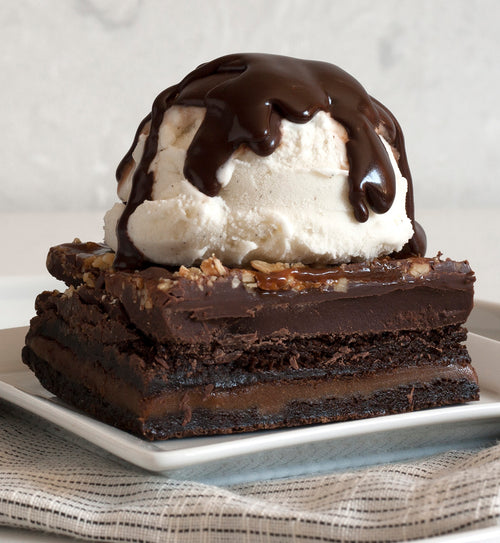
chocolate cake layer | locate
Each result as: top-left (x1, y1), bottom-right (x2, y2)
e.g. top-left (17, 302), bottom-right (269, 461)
top-left (23, 342), bottom-right (478, 440)
top-left (21, 241), bottom-right (478, 440)
top-left (46, 242), bottom-right (474, 345)
top-left (27, 286), bottom-right (472, 391)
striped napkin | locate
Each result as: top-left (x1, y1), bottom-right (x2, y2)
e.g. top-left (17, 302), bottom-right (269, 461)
top-left (1, 399), bottom-right (500, 542)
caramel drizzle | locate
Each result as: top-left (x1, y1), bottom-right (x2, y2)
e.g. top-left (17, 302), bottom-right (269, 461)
top-left (115, 53), bottom-right (426, 269)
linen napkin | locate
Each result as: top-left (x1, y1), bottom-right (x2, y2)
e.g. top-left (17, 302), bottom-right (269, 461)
top-left (1, 399), bottom-right (500, 543)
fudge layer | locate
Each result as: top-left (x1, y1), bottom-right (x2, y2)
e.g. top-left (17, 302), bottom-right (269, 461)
top-left (22, 241), bottom-right (478, 440)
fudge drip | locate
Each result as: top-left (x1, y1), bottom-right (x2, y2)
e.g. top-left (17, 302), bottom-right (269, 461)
top-left (115, 53), bottom-right (426, 269)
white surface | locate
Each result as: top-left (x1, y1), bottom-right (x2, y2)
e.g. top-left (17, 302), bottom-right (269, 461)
top-left (1, 327), bottom-right (500, 484)
top-left (2, 1), bottom-right (500, 214)
top-left (0, 276), bottom-right (65, 329)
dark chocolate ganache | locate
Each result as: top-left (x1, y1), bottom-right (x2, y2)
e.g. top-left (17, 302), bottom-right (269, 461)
top-left (115, 53), bottom-right (426, 269)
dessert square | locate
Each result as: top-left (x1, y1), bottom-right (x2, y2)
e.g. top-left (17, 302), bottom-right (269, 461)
top-left (23, 53), bottom-right (478, 440)
top-left (22, 242), bottom-right (477, 440)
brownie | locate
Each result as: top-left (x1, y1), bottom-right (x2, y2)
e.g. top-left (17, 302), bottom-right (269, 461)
top-left (22, 241), bottom-right (478, 440)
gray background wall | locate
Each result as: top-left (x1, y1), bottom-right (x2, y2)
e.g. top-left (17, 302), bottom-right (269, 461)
top-left (2, 0), bottom-right (499, 213)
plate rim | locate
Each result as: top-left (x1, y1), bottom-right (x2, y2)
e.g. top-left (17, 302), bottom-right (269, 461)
top-left (1, 328), bottom-right (500, 472)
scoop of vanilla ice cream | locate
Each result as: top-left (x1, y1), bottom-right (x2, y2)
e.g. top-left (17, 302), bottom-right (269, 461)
top-left (104, 106), bottom-right (413, 266)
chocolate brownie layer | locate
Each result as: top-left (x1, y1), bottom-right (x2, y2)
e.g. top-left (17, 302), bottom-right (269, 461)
top-left (23, 342), bottom-right (478, 440)
top-left (22, 241), bottom-right (478, 440)
top-left (46, 242), bottom-right (474, 344)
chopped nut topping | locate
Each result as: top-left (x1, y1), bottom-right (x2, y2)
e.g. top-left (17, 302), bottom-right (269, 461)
top-left (244, 282), bottom-right (258, 289)
top-left (157, 278), bottom-right (175, 292)
top-left (82, 272), bottom-right (96, 288)
top-left (131, 276), bottom-right (144, 290)
top-left (409, 261), bottom-right (431, 278)
top-left (333, 277), bottom-right (348, 293)
top-left (138, 288), bottom-right (153, 310)
top-left (250, 260), bottom-right (290, 273)
top-left (200, 255), bottom-right (227, 277)
top-left (91, 252), bottom-right (114, 270)
top-left (240, 269), bottom-right (258, 289)
top-left (241, 270), bottom-right (256, 283)
top-left (176, 265), bottom-right (203, 280)
top-left (63, 285), bottom-right (75, 298)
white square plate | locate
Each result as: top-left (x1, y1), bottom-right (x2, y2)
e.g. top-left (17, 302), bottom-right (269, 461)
top-left (2, 324), bottom-right (500, 485)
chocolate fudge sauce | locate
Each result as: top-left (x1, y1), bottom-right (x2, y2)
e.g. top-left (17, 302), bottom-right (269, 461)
top-left (115, 53), bottom-right (426, 269)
